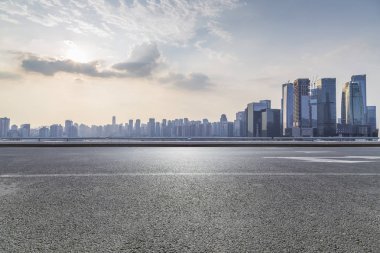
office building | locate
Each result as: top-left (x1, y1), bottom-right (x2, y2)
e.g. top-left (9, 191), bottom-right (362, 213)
top-left (220, 114), bottom-right (229, 137)
top-left (0, 117), bottom-right (10, 137)
top-left (20, 124), bottom-right (31, 138)
top-left (310, 86), bottom-right (318, 129)
top-left (234, 111), bottom-right (247, 137)
top-left (281, 83), bottom-right (294, 136)
top-left (293, 78), bottom-right (311, 128)
top-left (247, 100), bottom-right (271, 137)
top-left (148, 118), bottom-right (155, 137)
top-left (316, 78), bottom-right (336, 136)
top-left (367, 106), bottom-right (377, 136)
top-left (64, 120), bottom-right (73, 137)
top-left (341, 81), bottom-right (365, 125)
top-left (261, 109), bottom-right (281, 137)
top-left (351, 75), bottom-right (367, 121)
top-left (39, 127), bottom-right (50, 137)
top-left (50, 124), bottom-right (63, 137)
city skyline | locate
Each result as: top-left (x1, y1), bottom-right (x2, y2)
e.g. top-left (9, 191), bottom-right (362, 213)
top-left (1, 0), bottom-right (380, 126)
top-left (1, 73), bottom-right (377, 138)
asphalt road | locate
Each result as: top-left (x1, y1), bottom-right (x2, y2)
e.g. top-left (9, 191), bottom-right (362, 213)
top-left (0, 147), bottom-right (379, 252)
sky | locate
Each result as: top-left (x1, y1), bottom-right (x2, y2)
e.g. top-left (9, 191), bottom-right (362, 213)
top-left (0, 0), bottom-right (379, 126)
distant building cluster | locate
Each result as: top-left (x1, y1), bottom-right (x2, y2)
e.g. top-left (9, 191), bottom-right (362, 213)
top-left (281, 75), bottom-right (377, 137)
top-left (0, 74), bottom-right (377, 138)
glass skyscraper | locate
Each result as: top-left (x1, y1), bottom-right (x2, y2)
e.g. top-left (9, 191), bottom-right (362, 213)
top-left (341, 81), bottom-right (365, 125)
top-left (351, 75), bottom-right (366, 121)
top-left (0, 117), bottom-right (10, 137)
top-left (281, 83), bottom-right (293, 136)
top-left (310, 86), bottom-right (318, 129)
top-left (247, 100), bottom-right (271, 137)
top-left (367, 106), bottom-right (377, 136)
top-left (316, 78), bottom-right (336, 136)
top-left (293, 78), bottom-right (310, 128)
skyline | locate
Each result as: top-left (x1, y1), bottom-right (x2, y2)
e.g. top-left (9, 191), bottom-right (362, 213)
top-left (0, 73), bottom-right (377, 127)
top-left (1, 73), bottom-right (377, 139)
top-left (1, 0), bottom-right (380, 126)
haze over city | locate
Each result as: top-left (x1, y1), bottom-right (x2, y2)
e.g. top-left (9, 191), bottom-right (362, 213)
top-left (0, 0), bottom-right (379, 127)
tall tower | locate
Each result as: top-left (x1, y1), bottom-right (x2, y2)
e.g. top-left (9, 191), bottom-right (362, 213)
top-left (0, 117), bottom-right (10, 137)
top-left (282, 83), bottom-right (294, 136)
top-left (342, 81), bottom-right (365, 125)
top-left (351, 75), bottom-right (366, 121)
top-left (316, 78), bottom-right (336, 136)
top-left (112, 116), bottom-right (116, 126)
top-left (293, 78), bottom-right (311, 128)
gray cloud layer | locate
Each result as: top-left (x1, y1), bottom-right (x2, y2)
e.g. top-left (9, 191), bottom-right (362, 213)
top-left (112, 43), bottom-right (161, 77)
top-left (18, 43), bottom-right (212, 90)
top-left (22, 57), bottom-right (124, 77)
top-left (21, 43), bottom-right (162, 78)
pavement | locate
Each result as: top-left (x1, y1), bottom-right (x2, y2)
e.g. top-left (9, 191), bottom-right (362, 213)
top-left (0, 147), bottom-right (379, 252)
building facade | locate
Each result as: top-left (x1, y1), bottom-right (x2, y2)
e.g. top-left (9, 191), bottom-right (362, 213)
top-left (261, 109), bottom-right (281, 137)
top-left (293, 78), bottom-right (311, 128)
top-left (281, 83), bottom-right (293, 136)
top-left (316, 78), bottom-right (336, 136)
top-left (247, 100), bottom-right (271, 137)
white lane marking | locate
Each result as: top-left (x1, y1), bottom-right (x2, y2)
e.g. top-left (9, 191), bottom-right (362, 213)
top-left (264, 156), bottom-right (380, 163)
top-left (344, 156), bottom-right (380, 159)
top-left (0, 172), bottom-right (379, 178)
top-left (295, 151), bottom-right (331, 154)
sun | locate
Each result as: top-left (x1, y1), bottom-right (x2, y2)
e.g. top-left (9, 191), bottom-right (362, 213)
top-left (63, 40), bottom-right (90, 62)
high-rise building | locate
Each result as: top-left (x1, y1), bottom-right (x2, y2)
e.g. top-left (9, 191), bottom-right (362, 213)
top-left (281, 83), bottom-right (294, 136)
top-left (0, 117), bottom-right (10, 137)
top-left (233, 111), bottom-right (247, 137)
top-left (8, 124), bottom-right (19, 138)
top-left (220, 114), bottom-right (229, 137)
top-left (135, 119), bottom-right (141, 136)
top-left (64, 120), bottom-right (73, 137)
top-left (261, 109), bottom-right (281, 137)
top-left (112, 116), bottom-right (116, 126)
top-left (50, 124), bottom-right (63, 137)
top-left (78, 124), bottom-right (91, 137)
top-left (367, 106), bottom-right (377, 136)
top-left (310, 86), bottom-right (318, 129)
top-left (351, 75), bottom-right (366, 121)
top-left (155, 122), bottom-right (161, 137)
top-left (128, 119), bottom-right (133, 137)
top-left (148, 118), bottom-right (155, 137)
top-left (20, 124), bottom-right (31, 138)
top-left (39, 127), bottom-right (50, 138)
top-left (247, 100), bottom-right (271, 137)
top-left (293, 78), bottom-right (311, 128)
top-left (341, 81), bottom-right (365, 125)
top-left (316, 78), bottom-right (336, 136)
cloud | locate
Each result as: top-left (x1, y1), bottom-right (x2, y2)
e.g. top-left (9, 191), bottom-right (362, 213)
top-left (0, 0), bottom-right (239, 44)
top-left (112, 43), bottom-right (161, 77)
top-left (21, 56), bottom-right (124, 77)
top-left (207, 21), bottom-right (232, 42)
top-left (0, 71), bottom-right (21, 80)
top-left (16, 43), bottom-right (214, 90)
top-left (20, 43), bottom-right (162, 78)
top-left (160, 73), bottom-right (213, 90)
